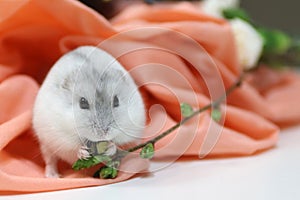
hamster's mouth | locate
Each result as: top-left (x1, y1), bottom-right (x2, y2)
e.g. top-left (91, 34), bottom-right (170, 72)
top-left (80, 133), bottom-right (115, 143)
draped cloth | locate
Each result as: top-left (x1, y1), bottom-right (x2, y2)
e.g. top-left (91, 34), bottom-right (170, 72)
top-left (0, 0), bottom-right (299, 193)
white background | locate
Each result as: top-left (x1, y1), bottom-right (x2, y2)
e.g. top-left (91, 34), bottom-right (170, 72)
top-left (1, 125), bottom-right (300, 200)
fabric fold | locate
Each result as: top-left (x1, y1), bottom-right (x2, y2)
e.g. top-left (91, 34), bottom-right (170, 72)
top-left (0, 0), bottom-right (299, 193)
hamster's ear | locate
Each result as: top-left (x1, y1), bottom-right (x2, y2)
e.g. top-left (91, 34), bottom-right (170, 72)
top-left (61, 75), bottom-right (73, 91)
top-left (114, 69), bottom-right (133, 85)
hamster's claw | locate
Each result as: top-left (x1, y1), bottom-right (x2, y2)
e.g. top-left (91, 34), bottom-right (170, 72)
top-left (77, 146), bottom-right (91, 160)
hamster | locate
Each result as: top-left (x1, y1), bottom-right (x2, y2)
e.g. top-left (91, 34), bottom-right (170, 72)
top-left (33, 46), bottom-right (145, 178)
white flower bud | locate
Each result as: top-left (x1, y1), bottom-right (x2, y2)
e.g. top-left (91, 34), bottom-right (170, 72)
top-left (230, 18), bottom-right (263, 70)
top-left (201, 0), bottom-right (239, 18)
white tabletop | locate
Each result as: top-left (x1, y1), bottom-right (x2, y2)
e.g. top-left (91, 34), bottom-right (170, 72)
top-left (2, 125), bottom-right (300, 200)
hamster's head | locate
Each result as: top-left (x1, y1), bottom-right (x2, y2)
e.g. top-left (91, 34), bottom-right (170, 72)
top-left (60, 47), bottom-right (145, 146)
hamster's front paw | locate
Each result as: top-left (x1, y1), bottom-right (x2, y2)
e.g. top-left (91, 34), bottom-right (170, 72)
top-left (77, 146), bottom-right (91, 160)
top-left (103, 142), bottom-right (117, 157)
top-left (87, 141), bottom-right (117, 156)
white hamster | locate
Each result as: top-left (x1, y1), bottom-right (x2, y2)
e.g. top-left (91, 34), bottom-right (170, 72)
top-left (33, 46), bottom-right (145, 178)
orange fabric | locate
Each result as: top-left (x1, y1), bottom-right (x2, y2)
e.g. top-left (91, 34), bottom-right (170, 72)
top-left (0, 0), bottom-right (299, 194)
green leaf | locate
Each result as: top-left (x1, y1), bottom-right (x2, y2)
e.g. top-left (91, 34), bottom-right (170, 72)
top-left (110, 168), bottom-right (118, 178)
top-left (72, 155), bottom-right (112, 171)
top-left (140, 143), bottom-right (155, 159)
top-left (257, 28), bottom-right (291, 55)
top-left (72, 157), bottom-right (97, 171)
top-left (99, 166), bottom-right (118, 179)
top-left (211, 109), bottom-right (222, 122)
top-left (94, 155), bottom-right (112, 163)
top-left (222, 8), bottom-right (251, 22)
top-left (180, 103), bottom-right (193, 118)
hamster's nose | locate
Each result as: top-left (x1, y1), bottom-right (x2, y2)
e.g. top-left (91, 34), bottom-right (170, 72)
top-left (103, 127), bottom-right (110, 134)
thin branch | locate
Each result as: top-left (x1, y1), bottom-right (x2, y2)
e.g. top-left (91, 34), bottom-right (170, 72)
top-left (126, 75), bottom-right (243, 153)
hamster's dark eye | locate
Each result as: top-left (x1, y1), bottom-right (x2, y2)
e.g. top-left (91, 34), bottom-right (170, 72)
top-left (79, 97), bottom-right (89, 109)
top-left (113, 95), bottom-right (119, 108)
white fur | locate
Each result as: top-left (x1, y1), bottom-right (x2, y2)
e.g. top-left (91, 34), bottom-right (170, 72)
top-left (33, 46), bottom-right (145, 178)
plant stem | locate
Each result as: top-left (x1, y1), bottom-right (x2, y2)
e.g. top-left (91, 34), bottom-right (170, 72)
top-left (126, 75), bottom-right (243, 154)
